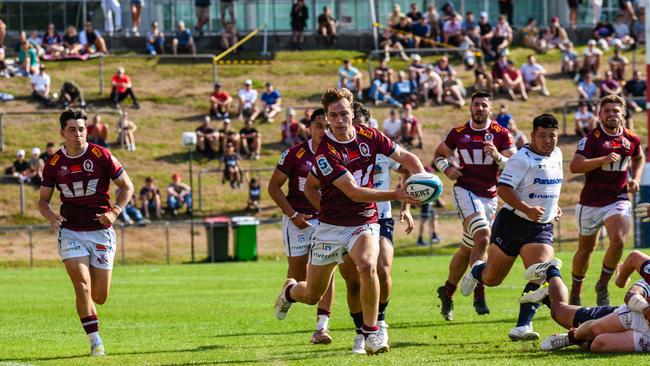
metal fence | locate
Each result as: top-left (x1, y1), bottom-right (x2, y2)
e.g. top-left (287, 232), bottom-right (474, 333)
top-left (0, 0), bottom-right (621, 35)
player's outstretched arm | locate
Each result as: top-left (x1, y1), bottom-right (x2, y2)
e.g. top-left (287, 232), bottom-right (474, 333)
top-left (333, 171), bottom-right (418, 205)
top-left (38, 186), bottom-right (66, 230)
top-left (389, 145), bottom-right (425, 175)
top-left (616, 250), bottom-right (650, 288)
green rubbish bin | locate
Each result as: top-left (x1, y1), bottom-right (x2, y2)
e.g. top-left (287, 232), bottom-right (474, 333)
top-left (232, 216), bottom-right (259, 261)
top-left (205, 216), bottom-right (230, 262)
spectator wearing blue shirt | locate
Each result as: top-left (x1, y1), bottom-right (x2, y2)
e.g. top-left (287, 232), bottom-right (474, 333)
top-left (145, 21), bottom-right (165, 55)
top-left (391, 70), bottom-right (416, 104)
top-left (172, 21), bottom-right (196, 55)
top-left (577, 73), bottom-right (598, 101)
top-left (369, 72), bottom-right (402, 107)
top-left (337, 59), bottom-right (363, 99)
top-left (461, 11), bottom-right (476, 34)
top-left (495, 104), bottom-right (514, 129)
top-left (260, 82), bottom-right (282, 123)
top-left (411, 16), bottom-right (431, 48)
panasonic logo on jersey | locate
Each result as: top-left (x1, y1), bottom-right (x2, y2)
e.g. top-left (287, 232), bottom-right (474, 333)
top-left (533, 178), bottom-right (563, 185)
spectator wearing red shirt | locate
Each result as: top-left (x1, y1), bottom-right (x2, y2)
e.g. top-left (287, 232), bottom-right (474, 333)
top-left (281, 108), bottom-right (303, 147)
top-left (209, 82), bottom-right (232, 119)
top-left (110, 67), bottom-right (140, 109)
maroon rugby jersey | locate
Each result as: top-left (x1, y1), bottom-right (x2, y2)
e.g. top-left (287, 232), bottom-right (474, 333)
top-left (42, 143), bottom-right (124, 231)
top-left (443, 121), bottom-right (514, 198)
top-left (576, 124), bottom-right (641, 207)
top-left (276, 140), bottom-right (318, 216)
top-left (311, 125), bottom-right (396, 226)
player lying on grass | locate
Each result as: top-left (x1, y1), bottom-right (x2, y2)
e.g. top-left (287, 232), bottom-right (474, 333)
top-left (274, 88), bottom-right (424, 355)
top-left (535, 250), bottom-right (650, 352)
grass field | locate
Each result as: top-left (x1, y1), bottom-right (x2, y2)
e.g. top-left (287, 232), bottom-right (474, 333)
top-left (1, 250), bottom-right (647, 365)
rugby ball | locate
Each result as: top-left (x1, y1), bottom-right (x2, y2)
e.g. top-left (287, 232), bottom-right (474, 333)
top-left (404, 172), bottom-right (443, 204)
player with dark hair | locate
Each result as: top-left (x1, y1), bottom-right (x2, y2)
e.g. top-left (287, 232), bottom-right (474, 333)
top-left (537, 250), bottom-right (650, 352)
top-left (274, 88), bottom-right (423, 355)
top-left (434, 91), bottom-right (516, 320)
top-left (268, 108), bottom-right (336, 344)
top-left (461, 114), bottom-right (564, 341)
top-left (569, 95), bottom-right (644, 307)
top-left (38, 108), bottom-right (134, 356)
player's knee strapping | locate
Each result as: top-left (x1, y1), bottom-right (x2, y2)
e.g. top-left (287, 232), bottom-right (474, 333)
top-left (462, 230), bottom-right (473, 247)
top-left (467, 214), bottom-right (489, 238)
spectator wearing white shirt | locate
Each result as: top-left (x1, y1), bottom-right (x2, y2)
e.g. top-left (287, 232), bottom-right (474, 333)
top-left (581, 39), bottom-right (603, 76)
top-left (237, 79), bottom-right (259, 121)
top-left (382, 109), bottom-right (402, 142)
top-left (30, 64), bottom-right (51, 105)
top-left (337, 59), bottom-right (363, 99)
top-left (520, 55), bottom-right (550, 96)
top-left (574, 102), bottom-right (595, 137)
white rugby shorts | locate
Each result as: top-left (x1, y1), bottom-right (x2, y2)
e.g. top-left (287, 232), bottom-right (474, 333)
top-left (309, 222), bottom-right (380, 266)
top-left (282, 215), bottom-right (318, 257)
top-left (615, 304), bottom-right (650, 352)
top-left (576, 200), bottom-right (631, 236)
top-left (58, 227), bottom-right (116, 270)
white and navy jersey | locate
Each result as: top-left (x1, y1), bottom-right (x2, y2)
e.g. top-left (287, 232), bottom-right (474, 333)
top-left (373, 154), bottom-right (401, 219)
top-left (498, 146), bottom-right (563, 223)
top-left (632, 279), bottom-right (650, 297)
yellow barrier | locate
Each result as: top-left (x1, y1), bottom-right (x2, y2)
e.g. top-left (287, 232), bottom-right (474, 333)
top-left (213, 28), bottom-right (260, 64)
top-left (215, 58), bottom-right (368, 65)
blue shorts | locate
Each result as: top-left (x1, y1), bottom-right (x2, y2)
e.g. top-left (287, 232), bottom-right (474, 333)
top-left (420, 202), bottom-right (434, 219)
top-left (490, 209), bottom-right (554, 257)
top-left (378, 218), bottom-right (394, 244)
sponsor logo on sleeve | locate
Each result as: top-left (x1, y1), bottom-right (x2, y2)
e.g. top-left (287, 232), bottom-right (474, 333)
top-left (91, 146), bottom-right (103, 158)
top-left (278, 149), bottom-right (289, 165)
top-left (577, 137), bottom-right (587, 151)
top-left (316, 156), bottom-right (333, 176)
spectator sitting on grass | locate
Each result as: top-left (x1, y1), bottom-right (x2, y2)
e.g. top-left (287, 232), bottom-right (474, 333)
top-left (58, 80), bottom-right (85, 109)
top-left (16, 32), bottom-right (39, 76)
top-left (577, 72), bottom-right (598, 101)
top-left (117, 190), bottom-right (150, 225)
top-left (237, 79), bottom-right (259, 121)
top-left (172, 21), bottom-right (197, 55)
top-left (489, 15), bottom-right (512, 57)
top-left (210, 82), bottom-right (232, 119)
top-left (217, 118), bottom-right (240, 153)
top-left (442, 72), bottom-right (466, 107)
top-left (39, 142), bottom-right (56, 162)
top-left (612, 13), bottom-right (635, 49)
top-left (196, 115), bottom-right (220, 157)
top-left (382, 109), bottom-right (402, 142)
top-left (408, 54), bottom-right (427, 87)
top-left (117, 109), bottom-right (137, 151)
top-left (87, 114), bottom-right (108, 147)
top-left (28, 30), bottom-right (44, 58)
top-left (42, 24), bottom-right (64, 57)
top-left (28, 147), bottom-right (44, 185)
top-left (521, 18), bottom-right (539, 49)
top-left (495, 103), bottom-right (514, 129)
top-left (370, 71), bottom-right (402, 107)
top-left (222, 143), bottom-right (243, 189)
top-left (220, 22), bottom-right (238, 50)
top-left (167, 173), bottom-right (192, 216)
top-left (281, 108), bottom-right (303, 147)
top-left (548, 16), bottom-right (569, 48)
top-left (575, 101), bottom-right (595, 137)
top-left (80, 21), bottom-right (108, 54)
top-left (374, 58), bottom-right (394, 85)
top-left (379, 28), bottom-right (409, 62)
top-left (473, 61), bottom-right (493, 94)
top-left (561, 41), bottom-right (580, 78)
top-left (401, 102), bottom-right (423, 149)
top-left (581, 39), bottom-right (603, 77)
top-left (145, 21), bottom-right (165, 55)
top-left (4, 149), bottom-right (30, 183)
top-left (412, 15), bottom-right (431, 48)
top-left (30, 64), bottom-right (51, 105)
top-left (609, 47), bottom-right (629, 82)
top-left (260, 82), bottom-right (282, 123)
top-left (625, 70), bottom-right (646, 112)
top-left (338, 60), bottom-right (363, 99)
top-left (239, 118), bottom-right (261, 160)
top-left (62, 25), bottom-right (82, 56)
top-left (503, 61), bottom-right (528, 101)
top-left (246, 177), bottom-right (261, 212)
top-left (520, 55), bottom-right (550, 96)
top-left (298, 108), bottom-right (312, 142)
top-left (391, 70), bottom-right (416, 105)
top-left (318, 6), bottom-right (337, 45)
top-left (110, 67), bottom-right (140, 109)
top-left (599, 70), bottom-right (622, 98)
top-left (140, 176), bottom-right (162, 219)
top-left (421, 64), bottom-right (443, 105)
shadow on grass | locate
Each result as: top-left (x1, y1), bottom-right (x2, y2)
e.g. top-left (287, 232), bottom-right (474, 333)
top-left (261, 141), bottom-right (286, 153)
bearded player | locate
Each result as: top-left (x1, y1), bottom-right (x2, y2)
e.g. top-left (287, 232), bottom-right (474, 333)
top-left (268, 108), bottom-right (335, 344)
top-left (38, 109), bottom-right (134, 356)
top-left (569, 95), bottom-right (644, 306)
top-left (274, 88), bottom-right (423, 355)
top-left (434, 91), bottom-right (516, 320)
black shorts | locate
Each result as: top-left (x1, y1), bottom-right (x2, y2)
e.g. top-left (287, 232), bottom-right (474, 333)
top-left (490, 209), bottom-right (554, 257)
top-left (420, 202), bottom-right (434, 219)
top-left (568, 0), bottom-right (581, 9)
top-left (378, 218), bottom-right (394, 244)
